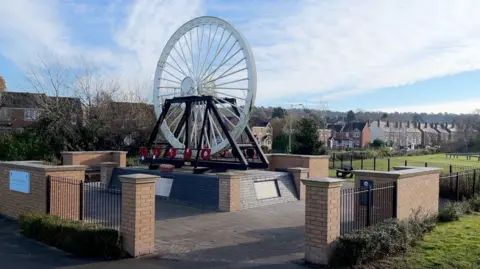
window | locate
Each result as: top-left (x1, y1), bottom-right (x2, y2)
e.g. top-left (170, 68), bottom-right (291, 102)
top-left (354, 130), bottom-right (360, 138)
top-left (24, 109), bottom-right (38, 121)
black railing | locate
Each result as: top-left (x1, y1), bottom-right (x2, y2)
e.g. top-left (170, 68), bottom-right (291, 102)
top-left (84, 182), bottom-right (122, 230)
top-left (46, 177), bottom-right (122, 230)
top-left (340, 182), bottom-right (397, 236)
top-left (439, 169), bottom-right (480, 201)
top-left (329, 155), bottom-right (474, 173)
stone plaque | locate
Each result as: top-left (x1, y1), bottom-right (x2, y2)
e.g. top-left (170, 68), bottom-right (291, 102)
top-left (254, 180), bottom-right (279, 200)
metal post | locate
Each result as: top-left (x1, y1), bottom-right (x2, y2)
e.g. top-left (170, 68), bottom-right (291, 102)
top-left (455, 172), bottom-right (460, 201)
top-left (388, 158), bottom-right (391, 171)
top-left (425, 162), bottom-right (428, 167)
top-left (366, 186), bottom-right (372, 226)
top-left (392, 182), bottom-right (398, 218)
top-left (350, 154), bottom-right (353, 168)
top-left (341, 154), bottom-right (344, 168)
top-left (333, 153), bottom-right (336, 169)
top-left (373, 157), bottom-right (376, 171)
top-left (405, 160), bottom-right (407, 166)
top-left (450, 165), bottom-right (453, 174)
top-left (46, 176), bottom-right (51, 214)
top-left (79, 181), bottom-right (84, 221)
top-left (473, 169), bottom-right (477, 196)
top-left (361, 156), bottom-right (364, 170)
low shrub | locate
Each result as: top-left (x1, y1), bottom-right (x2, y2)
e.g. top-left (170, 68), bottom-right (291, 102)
top-left (438, 201), bottom-right (472, 222)
top-left (469, 195), bottom-right (480, 212)
top-left (331, 213), bottom-right (437, 267)
top-left (19, 213), bottom-right (126, 259)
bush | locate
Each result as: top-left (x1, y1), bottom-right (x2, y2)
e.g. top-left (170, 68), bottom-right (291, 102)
top-left (331, 213), bottom-right (437, 267)
top-left (19, 213), bottom-right (126, 259)
top-left (469, 196), bottom-right (480, 212)
top-left (438, 201), bottom-right (471, 222)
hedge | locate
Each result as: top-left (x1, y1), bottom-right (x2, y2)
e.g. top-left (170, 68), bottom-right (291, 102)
top-left (19, 213), bottom-right (126, 259)
top-left (331, 213), bottom-right (437, 267)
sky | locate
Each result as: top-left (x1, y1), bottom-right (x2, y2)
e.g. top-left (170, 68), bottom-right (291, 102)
top-left (1, 0), bottom-right (480, 114)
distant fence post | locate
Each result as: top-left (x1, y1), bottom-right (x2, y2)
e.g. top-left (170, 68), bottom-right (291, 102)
top-left (332, 153), bottom-right (336, 169)
top-left (455, 172), bottom-right (460, 201)
top-left (388, 159), bottom-right (391, 171)
top-left (361, 157), bottom-right (364, 170)
top-left (373, 157), bottom-right (376, 171)
top-left (350, 154), bottom-right (353, 167)
top-left (473, 169), bottom-right (477, 196)
top-left (450, 165), bottom-right (453, 173)
top-left (425, 162), bottom-right (428, 167)
top-left (404, 160), bottom-right (407, 166)
top-left (341, 154), bottom-right (344, 168)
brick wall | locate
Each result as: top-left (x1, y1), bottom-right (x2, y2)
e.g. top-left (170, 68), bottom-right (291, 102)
top-left (61, 151), bottom-right (127, 167)
top-left (218, 173), bottom-right (241, 212)
top-left (267, 154), bottom-right (329, 177)
top-left (353, 167), bottom-right (441, 220)
top-left (239, 171), bottom-right (297, 210)
top-left (0, 161), bottom-right (86, 219)
top-left (111, 168), bottom-right (219, 209)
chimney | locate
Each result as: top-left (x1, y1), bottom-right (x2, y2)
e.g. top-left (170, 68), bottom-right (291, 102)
top-left (367, 120), bottom-right (371, 127)
top-left (395, 122), bottom-right (398, 128)
top-left (399, 121), bottom-right (403, 128)
top-left (424, 122), bottom-right (427, 128)
top-left (407, 121), bottom-right (410, 128)
top-left (435, 123), bottom-right (438, 129)
top-left (378, 120), bottom-right (380, 127)
top-left (386, 121), bottom-right (390, 127)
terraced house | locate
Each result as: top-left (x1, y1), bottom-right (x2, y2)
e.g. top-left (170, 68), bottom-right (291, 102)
top-left (329, 121), bottom-right (371, 149)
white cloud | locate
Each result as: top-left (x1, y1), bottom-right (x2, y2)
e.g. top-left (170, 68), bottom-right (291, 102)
top-left (1, 0), bottom-right (480, 110)
top-left (378, 99), bottom-right (480, 114)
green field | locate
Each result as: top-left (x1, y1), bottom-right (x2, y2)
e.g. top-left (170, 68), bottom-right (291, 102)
top-left (370, 214), bottom-right (480, 269)
top-left (329, 154), bottom-right (480, 177)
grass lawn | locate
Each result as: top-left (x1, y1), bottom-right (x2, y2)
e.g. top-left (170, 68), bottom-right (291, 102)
top-left (370, 213), bottom-right (480, 269)
top-left (329, 154), bottom-right (480, 178)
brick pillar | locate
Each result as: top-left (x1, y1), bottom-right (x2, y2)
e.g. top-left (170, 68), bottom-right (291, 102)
top-left (301, 177), bottom-right (345, 265)
top-left (100, 162), bottom-right (118, 188)
top-left (112, 151), bottom-right (127, 167)
top-left (218, 173), bottom-right (241, 212)
top-left (288, 167), bottom-right (309, 200)
top-left (120, 174), bottom-right (157, 257)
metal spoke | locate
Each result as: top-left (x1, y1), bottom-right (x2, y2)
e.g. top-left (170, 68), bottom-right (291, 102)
top-left (201, 32), bottom-right (231, 79)
top-left (213, 91), bottom-right (247, 100)
top-left (188, 30), bottom-right (196, 77)
top-left (204, 65), bottom-right (246, 85)
top-left (196, 25), bottom-right (204, 78)
top-left (214, 77), bottom-right (248, 88)
top-left (199, 24), bottom-right (218, 78)
top-left (203, 44), bottom-right (240, 81)
top-left (162, 68), bottom-right (183, 82)
top-left (177, 39), bottom-right (194, 76)
top-left (165, 60), bottom-right (188, 78)
top-left (159, 77), bottom-right (182, 84)
top-left (213, 87), bottom-right (248, 90)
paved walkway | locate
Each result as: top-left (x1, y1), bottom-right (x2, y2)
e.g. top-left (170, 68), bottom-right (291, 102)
top-left (155, 201), bottom-right (306, 267)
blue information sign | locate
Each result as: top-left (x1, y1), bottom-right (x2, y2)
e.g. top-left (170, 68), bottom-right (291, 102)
top-left (359, 179), bottom-right (374, 206)
top-left (9, 170), bottom-right (31, 194)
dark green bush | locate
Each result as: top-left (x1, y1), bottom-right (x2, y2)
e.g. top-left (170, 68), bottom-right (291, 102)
top-left (438, 201), bottom-right (471, 222)
top-left (19, 213), bottom-right (126, 259)
top-left (469, 196), bottom-right (480, 212)
top-left (331, 213), bottom-right (437, 267)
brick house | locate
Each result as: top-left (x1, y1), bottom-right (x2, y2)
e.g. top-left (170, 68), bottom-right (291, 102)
top-left (330, 121), bottom-right (371, 149)
top-left (0, 92), bottom-right (83, 135)
top-left (252, 121), bottom-right (272, 150)
top-left (418, 122), bottom-right (440, 146)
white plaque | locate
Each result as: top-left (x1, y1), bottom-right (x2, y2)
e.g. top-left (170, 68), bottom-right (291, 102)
top-left (155, 178), bottom-right (174, 197)
top-left (254, 180), bottom-right (279, 200)
top-left (9, 170), bottom-right (31, 194)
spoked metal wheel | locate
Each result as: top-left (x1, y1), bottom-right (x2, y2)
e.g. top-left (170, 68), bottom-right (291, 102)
top-left (153, 16), bottom-right (256, 154)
